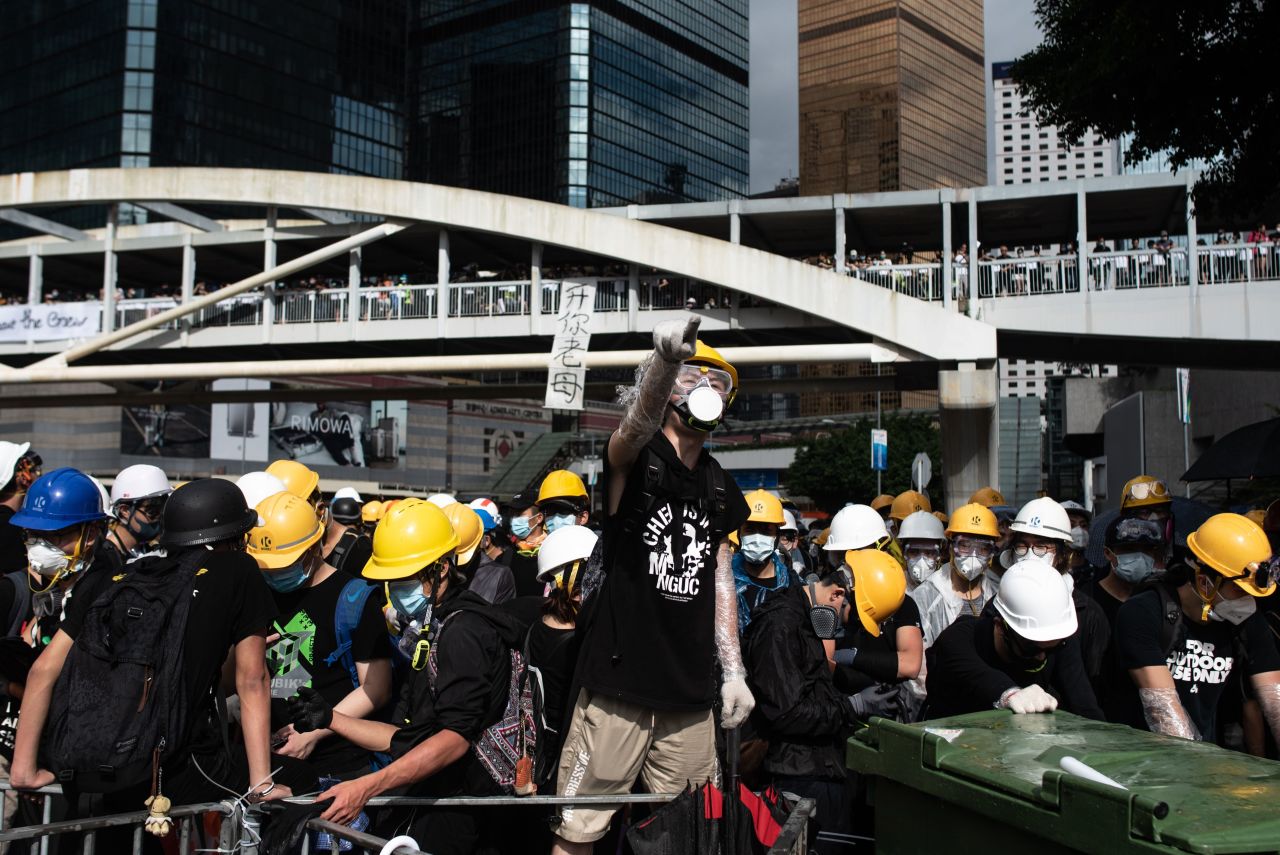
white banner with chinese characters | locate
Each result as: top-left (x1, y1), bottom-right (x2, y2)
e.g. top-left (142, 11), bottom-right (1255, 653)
top-left (544, 281), bottom-right (598, 411)
top-left (0, 303), bottom-right (101, 342)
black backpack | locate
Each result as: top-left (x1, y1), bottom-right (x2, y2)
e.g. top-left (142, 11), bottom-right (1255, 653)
top-left (3, 570), bottom-right (30, 637)
top-left (326, 530), bottom-right (365, 576)
top-left (45, 551), bottom-right (202, 792)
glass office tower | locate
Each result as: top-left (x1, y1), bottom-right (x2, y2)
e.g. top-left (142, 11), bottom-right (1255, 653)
top-left (411, 1), bottom-right (749, 206)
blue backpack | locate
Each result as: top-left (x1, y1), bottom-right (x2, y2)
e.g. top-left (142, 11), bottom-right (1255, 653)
top-left (323, 577), bottom-right (392, 770)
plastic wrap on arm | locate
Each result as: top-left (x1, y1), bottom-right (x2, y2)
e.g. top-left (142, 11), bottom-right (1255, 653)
top-left (1138, 686), bottom-right (1200, 740)
top-left (1253, 680), bottom-right (1280, 743)
top-left (715, 540), bottom-right (754, 727)
top-left (613, 317), bottom-right (698, 455)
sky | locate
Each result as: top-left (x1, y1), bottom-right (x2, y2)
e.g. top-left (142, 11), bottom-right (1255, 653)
top-left (748, 0), bottom-right (1043, 193)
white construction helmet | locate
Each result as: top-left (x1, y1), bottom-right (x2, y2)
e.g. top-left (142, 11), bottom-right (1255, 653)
top-left (994, 558), bottom-right (1078, 641)
top-left (334, 486), bottom-right (362, 503)
top-left (88, 475), bottom-right (112, 516)
top-left (111, 464), bottom-right (172, 507)
top-left (469, 497), bottom-right (502, 525)
top-left (898, 509), bottom-right (945, 542)
top-left (236, 471), bottom-right (288, 514)
top-left (825, 504), bottom-right (889, 551)
top-left (1009, 497), bottom-right (1073, 543)
top-left (781, 509), bottom-right (800, 533)
top-left (0, 441), bottom-right (31, 487)
top-left (427, 493), bottom-right (458, 508)
top-left (537, 524), bottom-right (598, 582)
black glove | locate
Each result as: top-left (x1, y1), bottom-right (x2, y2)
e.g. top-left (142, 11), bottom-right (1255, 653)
top-left (848, 684), bottom-right (899, 720)
top-left (259, 799), bottom-right (332, 855)
top-left (832, 647), bottom-right (858, 667)
top-left (288, 686), bottom-right (334, 733)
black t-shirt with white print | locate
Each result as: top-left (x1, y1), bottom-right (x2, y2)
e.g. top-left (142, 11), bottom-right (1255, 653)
top-left (577, 432), bottom-right (749, 711)
top-left (1116, 588), bottom-right (1280, 742)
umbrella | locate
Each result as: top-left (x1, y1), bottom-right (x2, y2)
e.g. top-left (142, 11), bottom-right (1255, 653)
top-left (1183, 417), bottom-right (1280, 481)
top-left (1085, 496), bottom-right (1216, 568)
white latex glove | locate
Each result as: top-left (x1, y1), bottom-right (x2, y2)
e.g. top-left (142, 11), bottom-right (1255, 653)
top-left (999, 683), bottom-right (1058, 715)
top-left (383, 603), bottom-right (402, 633)
top-left (653, 315), bottom-right (700, 364)
top-left (721, 677), bottom-right (755, 729)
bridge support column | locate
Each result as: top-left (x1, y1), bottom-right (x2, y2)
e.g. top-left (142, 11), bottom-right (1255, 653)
top-left (627, 264), bottom-right (639, 332)
top-left (1186, 171), bottom-right (1198, 296)
top-left (26, 245), bottom-right (42, 307)
top-left (531, 242), bottom-right (543, 336)
top-left (941, 196), bottom-right (953, 309)
top-left (938, 362), bottom-right (999, 514)
top-left (729, 200), bottom-right (741, 245)
top-left (1076, 187), bottom-right (1089, 297)
top-left (834, 204), bottom-right (847, 274)
top-left (437, 230), bottom-right (450, 339)
top-left (966, 196), bottom-right (978, 314)
top-left (261, 206), bottom-right (277, 343)
top-left (179, 234), bottom-right (194, 346)
top-left (347, 246), bottom-right (361, 337)
top-left (102, 204), bottom-right (118, 334)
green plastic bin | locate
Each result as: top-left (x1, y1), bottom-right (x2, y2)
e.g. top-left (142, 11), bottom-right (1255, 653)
top-left (847, 710), bottom-right (1280, 854)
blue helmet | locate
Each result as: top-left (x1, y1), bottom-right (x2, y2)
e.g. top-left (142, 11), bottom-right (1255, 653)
top-left (473, 508), bottom-right (498, 532)
top-left (11, 467), bottom-right (110, 531)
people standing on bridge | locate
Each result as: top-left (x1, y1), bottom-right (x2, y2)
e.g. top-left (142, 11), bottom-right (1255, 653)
top-left (0, 442), bottom-right (41, 574)
top-left (733, 489), bottom-right (796, 635)
top-left (1116, 513), bottom-right (1280, 744)
top-left (549, 318), bottom-right (752, 855)
top-left (100, 464), bottom-right (172, 572)
top-left (322, 494), bottom-right (373, 577)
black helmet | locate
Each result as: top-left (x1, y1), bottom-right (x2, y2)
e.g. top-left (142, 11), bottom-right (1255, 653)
top-left (160, 478), bottom-right (257, 547)
top-left (330, 496), bottom-right (361, 525)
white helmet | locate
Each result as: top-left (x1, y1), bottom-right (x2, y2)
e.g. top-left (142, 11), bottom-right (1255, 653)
top-left (898, 510), bottom-right (945, 542)
top-left (994, 558), bottom-right (1078, 641)
top-left (781, 509), bottom-right (799, 533)
top-left (334, 486), bottom-right (362, 503)
top-left (111, 464), bottom-right (172, 507)
top-left (469, 497), bottom-right (502, 525)
top-left (427, 493), bottom-right (457, 508)
top-left (537, 524), bottom-right (598, 582)
top-left (236, 471), bottom-right (288, 514)
top-left (88, 475), bottom-right (111, 516)
top-left (825, 504), bottom-right (889, 551)
top-left (1009, 497), bottom-right (1073, 543)
top-left (0, 441), bottom-right (31, 488)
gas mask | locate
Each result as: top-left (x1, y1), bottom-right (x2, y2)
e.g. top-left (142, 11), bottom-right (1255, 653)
top-left (671, 364), bottom-right (732, 432)
top-left (740, 533), bottom-right (777, 565)
top-left (806, 578), bottom-right (845, 640)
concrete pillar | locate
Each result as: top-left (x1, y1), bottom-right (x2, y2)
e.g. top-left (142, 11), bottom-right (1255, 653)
top-left (347, 246), bottom-right (362, 337)
top-left (967, 196), bottom-right (979, 313)
top-left (179, 234), bottom-right (194, 346)
top-left (530, 241), bottom-right (543, 336)
top-left (729, 200), bottom-right (741, 246)
top-left (627, 263), bottom-right (639, 332)
top-left (26, 245), bottom-right (42, 306)
top-left (1076, 186), bottom-right (1089, 298)
top-left (437, 230), bottom-right (450, 339)
top-left (941, 198), bottom-right (953, 308)
top-left (1186, 171), bottom-right (1199, 296)
top-left (261, 206), bottom-right (277, 342)
top-left (102, 204), bottom-right (118, 334)
top-left (939, 363), bottom-right (1000, 513)
top-left (834, 206), bottom-right (847, 274)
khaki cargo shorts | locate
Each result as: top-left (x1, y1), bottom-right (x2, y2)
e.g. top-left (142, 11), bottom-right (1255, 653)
top-left (553, 688), bottom-right (718, 844)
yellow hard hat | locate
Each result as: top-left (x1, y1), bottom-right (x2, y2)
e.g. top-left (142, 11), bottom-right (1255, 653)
top-left (968, 487), bottom-right (1006, 508)
top-left (538, 469), bottom-right (588, 504)
top-left (945, 503), bottom-right (1000, 539)
top-left (247, 492), bottom-right (324, 570)
top-left (443, 503), bottom-right (484, 565)
top-left (890, 490), bottom-right (931, 522)
top-left (1187, 513), bottom-right (1275, 597)
top-left (846, 549), bottom-right (907, 637)
top-left (688, 340), bottom-right (739, 404)
top-left (870, 494), bottom-right (894, 513)
top-left (265, 460), bottom-right (320, 501)
top-left (933, 510), bottom-right (950, 524)
top-left (813, 526), bottom-right (831, 547)
top-left (1120, 475), bottom-right (1172, 511)
top-left (362, 500), bottom-right (384, 523)
top-left (364, 498), bottom-right (459, 581)
top-left (1245, 509), bottom-right (1267, 527)
top-left (743, 489), bottom-right (784, 526)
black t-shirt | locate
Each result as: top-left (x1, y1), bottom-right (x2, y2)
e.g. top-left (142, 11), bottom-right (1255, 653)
top-left (62, 549), bottom-right (278, 754)
top-left (835, 593), bottom-right (922, 694)
top-left (1115, 588), bottom-right (1280, 741)
top-left (325, 531), bottom-right (373, 578)
top-left (577, 432), bottom-right (750, 710)
top-left (926, 612), bottom-right (1105, 721)
top-left (266, 569), bottom-right (391, 774)
top-left (0, 506), bottom-right (26, 574)
top-left (0, 572), bottom-right (20, 633)
top-left (526, 620), bottom-right (579, 738)
top-left (510, 550), bottom-right (544, 599)
top-left (1089, 580), bottom-right (1144, 727)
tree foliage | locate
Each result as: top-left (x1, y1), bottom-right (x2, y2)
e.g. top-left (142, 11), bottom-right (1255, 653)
top-left (785, 412), bottom-right (944, 513)
top-left (1013, 0), bottom-right (1280, 215)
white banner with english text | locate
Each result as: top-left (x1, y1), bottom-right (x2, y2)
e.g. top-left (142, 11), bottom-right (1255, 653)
top-left (0, 303), bottom-right (101, 342)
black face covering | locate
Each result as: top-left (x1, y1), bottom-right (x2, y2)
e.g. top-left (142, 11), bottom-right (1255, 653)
top-left (1002, 622), bottom-right (1048, 673)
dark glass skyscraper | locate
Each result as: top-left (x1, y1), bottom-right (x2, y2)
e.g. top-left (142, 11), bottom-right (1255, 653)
top-left (411, 1), bottom-right (749, 207)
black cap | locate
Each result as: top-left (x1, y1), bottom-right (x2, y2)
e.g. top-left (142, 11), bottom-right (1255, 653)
top-left (508, 492), bottom-right (537, 512)
top-left (159, 478), bottom-right (257, 548)
top-left (330, 496), bottom-right (361, 524)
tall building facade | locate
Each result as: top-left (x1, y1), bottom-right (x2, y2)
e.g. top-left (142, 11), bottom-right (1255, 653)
top-left (798, 0), bottom-right (986, 195)
top-left (992, 61), bottom-right (1118, 186)
top-left (411, 1), bottom-right (749, 207)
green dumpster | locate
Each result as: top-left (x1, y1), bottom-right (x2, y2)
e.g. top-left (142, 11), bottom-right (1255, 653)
top-left (847, 710), bottom-right (1280, 854)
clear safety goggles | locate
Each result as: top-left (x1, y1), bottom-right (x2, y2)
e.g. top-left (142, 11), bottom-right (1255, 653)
top-left (674, 364), bottom-right (733, 396)
top-left (1012, 541), bottom-right (1057, 559)
top-left (902, 542), bottom-right (944, 559)
top-left (1124, 479), bottom-right (1170, 502)
top-left (951, 536), bottom-right (996, 558)
top-left (1221, 557), bottom-right (1280, 592)
top-left (1111, 517), bottom-right (1164, 545)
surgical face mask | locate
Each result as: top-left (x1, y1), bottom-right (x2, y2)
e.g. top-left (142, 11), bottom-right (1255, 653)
top-left (1112, 551), bottom-right (1157, 585)
top-left (956, 555), bottom-right (987, 581)
top-left (264, 558), bottom-right (310, 593)
top-left (1209, 594), bottom-right (1256, 625)
top-left (544, 514), bottom-right (575, 535)
top-left (388, 577), bottom-right (429, 618)
top-left (740, 534), bottom-right (776, 565)
top-left (510, 515), bottom-right (534, 539)
top-left (907, 555), bottom-right (940, 585)
top-left (1070, 526), bottom-right (1089, 551)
